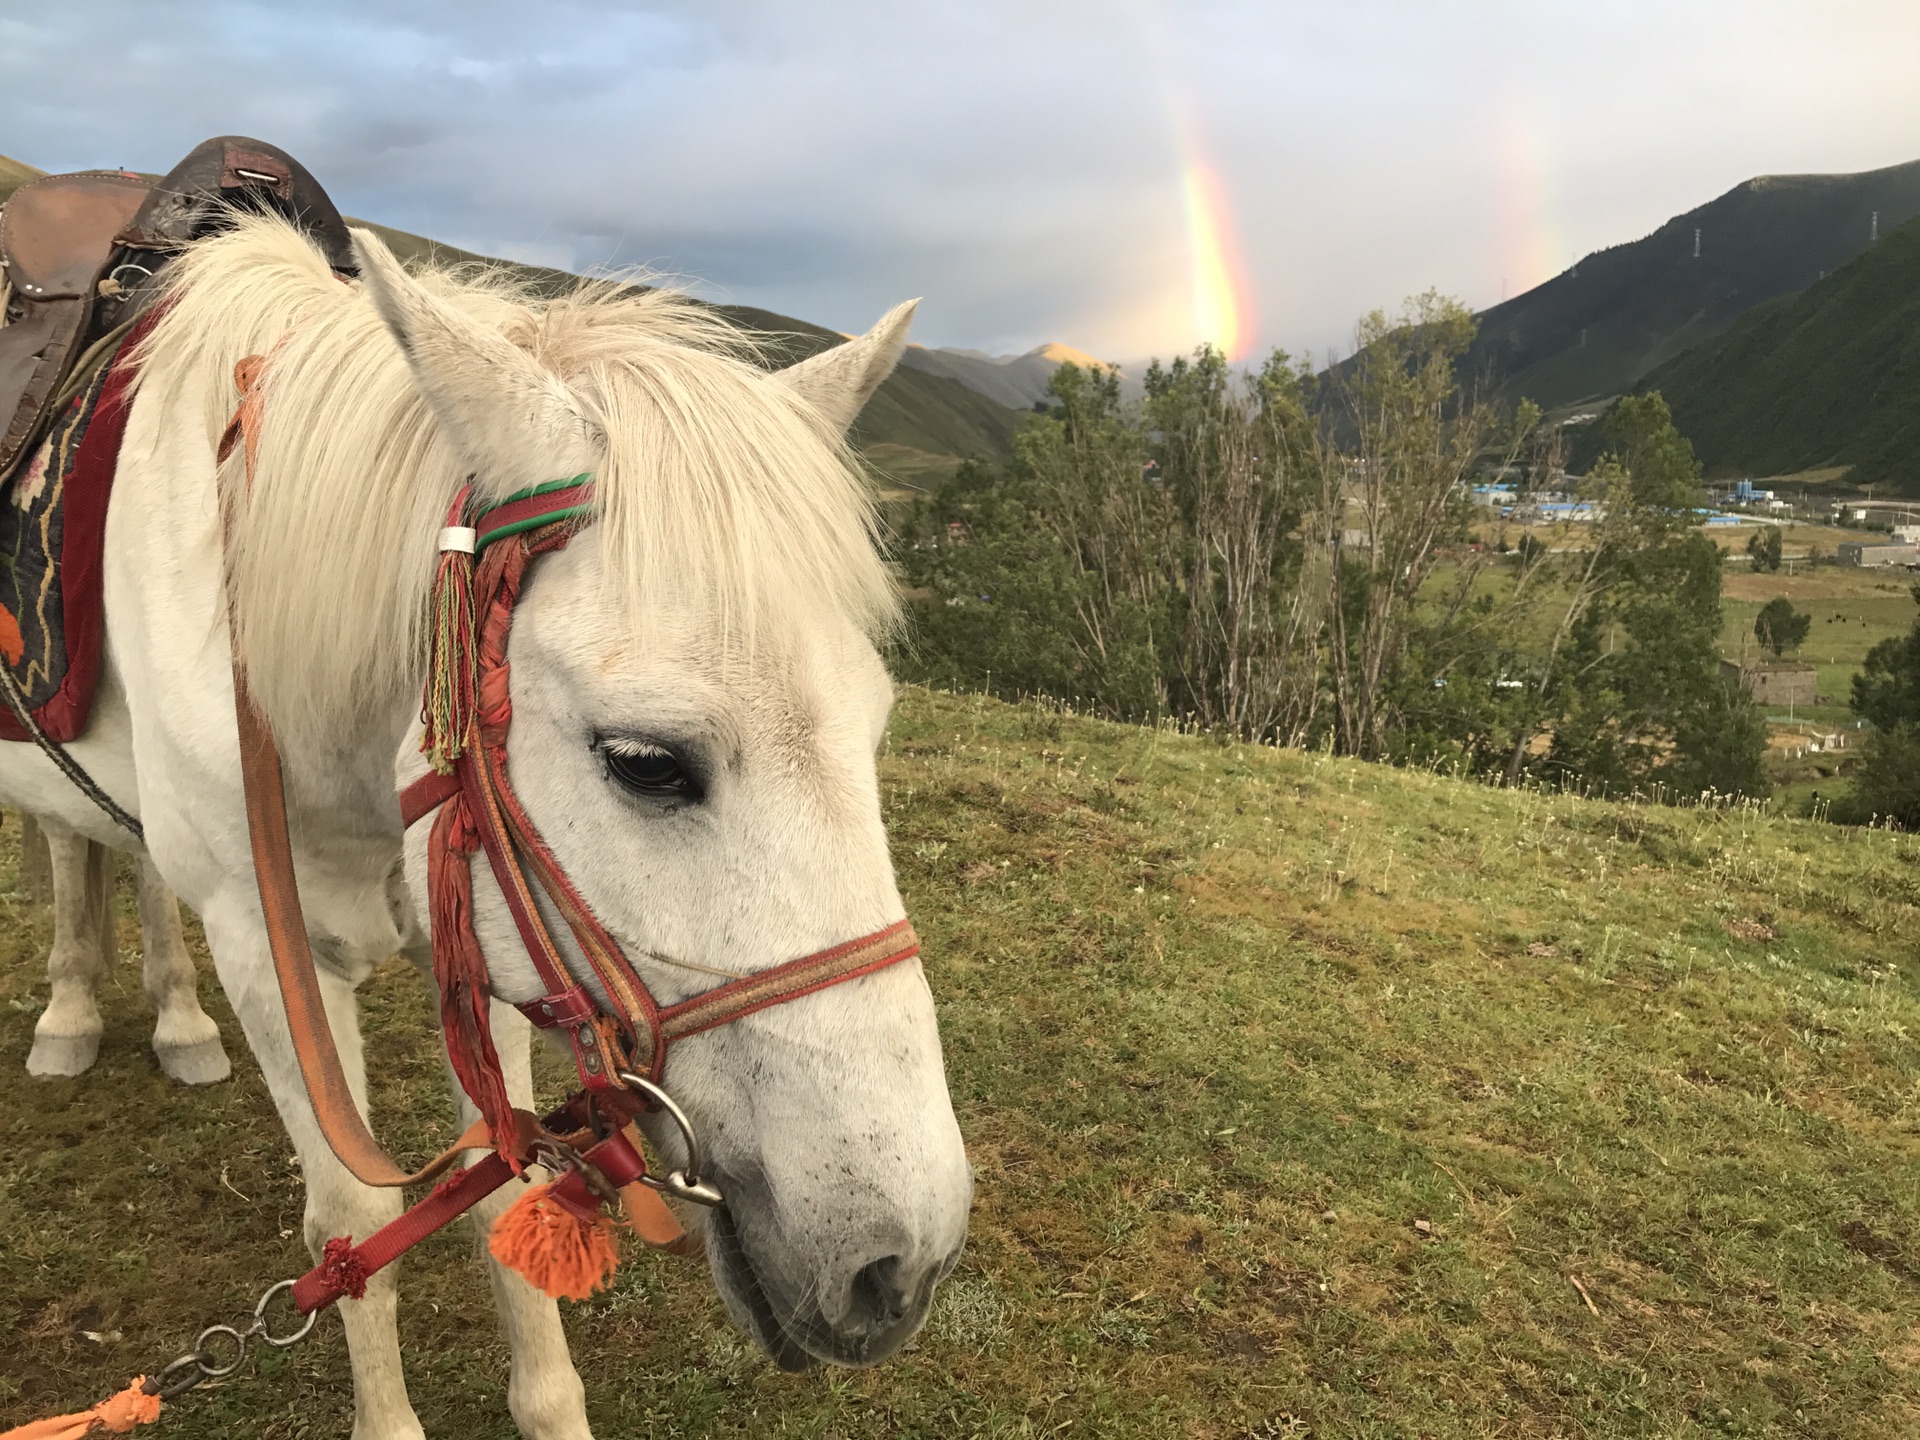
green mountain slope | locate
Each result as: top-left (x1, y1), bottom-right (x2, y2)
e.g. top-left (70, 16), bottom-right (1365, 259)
top-left (3, 686), bottom-right (1918, 1434)
top-left (1469, 158), bottom-right (1920, 408)
top-left (724, 305), bottom-right (1022, 460)
top-left (1643, 215), bottom-right (1920, 491)
top-left (0, 154), bottom-right (42, 203)
top-left (0, 153), bottom-right (1020, 465)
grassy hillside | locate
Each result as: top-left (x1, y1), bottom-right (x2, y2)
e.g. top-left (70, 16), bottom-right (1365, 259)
top-left (0, 153), bottom-right (1021, 466)
top-left (1469, 158), bottom-right (1920, 409)
top-left (1643, 216), bottom-right (1920, 494)
top-left (3, 687), bottom-right (1918, 1436)
top-left (0, 154), bottom-right (43, 203)
top-left (725, 304), bottom-right (1023, 462)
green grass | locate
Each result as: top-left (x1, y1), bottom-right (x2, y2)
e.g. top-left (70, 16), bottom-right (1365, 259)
top-left (4, 687), bottom-right (1920, 1437)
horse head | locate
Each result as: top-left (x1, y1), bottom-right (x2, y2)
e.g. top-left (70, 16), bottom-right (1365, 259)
top-left (355, 231), bottom-right (971, 1369)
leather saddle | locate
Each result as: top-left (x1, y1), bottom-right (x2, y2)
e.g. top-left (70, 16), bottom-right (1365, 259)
top-left (0, 136), bottom-right (354, 479)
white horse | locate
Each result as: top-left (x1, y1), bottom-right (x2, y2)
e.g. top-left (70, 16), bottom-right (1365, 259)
top-left (16, 818), bottom-right (230, 1085)
top-left (0, 213), bottom-right (970, 1438)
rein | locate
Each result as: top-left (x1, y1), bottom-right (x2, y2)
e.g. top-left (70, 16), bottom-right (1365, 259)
top-left (215, 352), bottom-right (922, 1310)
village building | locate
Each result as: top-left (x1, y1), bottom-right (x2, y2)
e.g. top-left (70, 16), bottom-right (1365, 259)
top-left (1720, 660), bottom-right (1818, 707)
top-left (1837, 541), bottom-right (1920, 567)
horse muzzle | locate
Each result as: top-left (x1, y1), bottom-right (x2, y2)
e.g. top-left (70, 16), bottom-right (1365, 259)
top-left (706, 1186), bottom-right (965, 1369)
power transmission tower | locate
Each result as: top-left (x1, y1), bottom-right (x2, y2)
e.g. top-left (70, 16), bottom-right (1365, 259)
top-left (1693, 227), bottom-right (1701, 259)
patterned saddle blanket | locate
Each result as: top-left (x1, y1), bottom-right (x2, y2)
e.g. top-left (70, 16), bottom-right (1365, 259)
top-left (0, 320), bottom-right (146, 743)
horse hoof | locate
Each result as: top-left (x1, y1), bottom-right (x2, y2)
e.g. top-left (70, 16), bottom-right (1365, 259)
top-left (155, 1036), bottom-right (232, 1086)
top-left (27, 1031), bottom-right (102, 1077)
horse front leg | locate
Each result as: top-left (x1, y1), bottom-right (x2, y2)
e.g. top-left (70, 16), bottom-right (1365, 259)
top-left (137, 855), bottom-right (231, 1084)
top-left (202, 897), bottom-right (424, 1440)
top-left (26, 828), bottom-right (114, 1077)
top-left (444, 1000), bottom-right (594, 1440)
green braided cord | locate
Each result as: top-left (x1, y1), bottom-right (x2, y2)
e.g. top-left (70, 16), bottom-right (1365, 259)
top-left (475, 504), bottom-right (596, 553)
top-left (473, 473), bottom-right (596, 553)
top-left (493, 473), bottom-right (593, 507)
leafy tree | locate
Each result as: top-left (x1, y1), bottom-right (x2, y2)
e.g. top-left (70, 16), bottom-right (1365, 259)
top-left (1491, 395), bottom-right (1765, 799)
top-left (1320, 292), bottom-right (1516, 760)
top-left (1603, 393), bottom-right (1706, 512)
top-left (897, 452), bottom-right (1164, 719)
top-left (1144, 346), bottom-right (1323, 741)
top-left (897, 323), bottom-right (1766, 804)
top-left (1754, 597), bottom-right (1810, 657)
top-left (1834, 727), bottom-right (1920, 830)
top-left (1850, 585), bottom-right (1920, 730)
top-left (1481, 391), bottom-right (1763, 797)
top-left (1746, 526), bottom-right (1783, 572)
top-left (1837, 584), bottom-right (1920, 828)
top-left (1545, 531), bottom-right (1766, 799)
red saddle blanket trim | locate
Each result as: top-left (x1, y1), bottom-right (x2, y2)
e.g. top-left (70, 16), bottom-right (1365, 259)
top-left (0, 308), bottom-right (162, 744)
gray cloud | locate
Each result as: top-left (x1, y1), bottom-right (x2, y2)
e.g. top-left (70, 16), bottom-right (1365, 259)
top-left (4, 1), bottom-right (1917, 363)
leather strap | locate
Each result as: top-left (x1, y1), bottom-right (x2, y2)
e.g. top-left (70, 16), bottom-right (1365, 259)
top-left (221, 356), bottom-right (428, 1189)
top-left (232, 684), bottom-right (440, 1187)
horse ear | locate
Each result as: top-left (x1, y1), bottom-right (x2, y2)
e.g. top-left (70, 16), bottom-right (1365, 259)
top-left (775, 300), bottom-right (918, 437)
top-left (350, 227), bottom-right (597, 476)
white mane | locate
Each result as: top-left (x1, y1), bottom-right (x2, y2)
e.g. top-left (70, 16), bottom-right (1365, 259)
top-left (133, 214), bottom-right (897, 744)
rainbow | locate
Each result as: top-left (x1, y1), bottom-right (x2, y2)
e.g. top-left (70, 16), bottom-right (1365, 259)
top-left (1181, 159), bottom-right (1254, 361)
top-left (1495, 101), bottom-right (1574, 303)
top-left (1130, 0), bottom-right (1258, 361)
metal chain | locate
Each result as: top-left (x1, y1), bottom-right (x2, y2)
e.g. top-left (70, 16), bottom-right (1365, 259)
top-left (140, 1279), bottom-right (318, 1403)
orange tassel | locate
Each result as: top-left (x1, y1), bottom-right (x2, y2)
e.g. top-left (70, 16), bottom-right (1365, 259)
top-left (1, 1377), bottom-right (163, 1439)
top-left (488, 1181), bottom-right (622, 1300)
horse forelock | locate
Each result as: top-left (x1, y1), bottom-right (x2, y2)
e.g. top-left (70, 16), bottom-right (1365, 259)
top-left (130, 213), bottom-right (899, 748)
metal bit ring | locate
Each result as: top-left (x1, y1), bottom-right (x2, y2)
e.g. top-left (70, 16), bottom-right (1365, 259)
top-left (191, 1324), bottom-right (248, 1378)
top-left (253, 1280), bottom-right (317, 1347)
top-left (615, 1071), bottom-right (724, 1207)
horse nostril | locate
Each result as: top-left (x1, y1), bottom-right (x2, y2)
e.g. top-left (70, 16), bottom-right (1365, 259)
top-left (848, 1255), bottom-right (909, 1331)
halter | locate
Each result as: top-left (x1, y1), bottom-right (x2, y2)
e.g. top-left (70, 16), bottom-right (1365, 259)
top-left (394, 477), bottom-right (922, 1181)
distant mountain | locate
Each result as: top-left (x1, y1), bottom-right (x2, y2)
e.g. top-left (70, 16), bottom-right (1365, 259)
top-left (1640, 213), bottom-right (1920, 493)
top-left (1468, 158), bottom-right (1920, 409)
top-left (900, 340), bottom-right (1126, 411)
top-left (0, 152), bottom-right (1020, 471)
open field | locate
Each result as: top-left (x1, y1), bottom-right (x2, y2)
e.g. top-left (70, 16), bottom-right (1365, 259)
top-left (3, 687), bottom-right (1920, 1437)
top-left (1707, 523), bottom-right (1895, 557)
top-left (1721, 565), bottom-right (1918, 728)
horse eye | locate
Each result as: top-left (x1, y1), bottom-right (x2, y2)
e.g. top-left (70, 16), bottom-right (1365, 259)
top-left (603, 742), bottom-right (701, 801)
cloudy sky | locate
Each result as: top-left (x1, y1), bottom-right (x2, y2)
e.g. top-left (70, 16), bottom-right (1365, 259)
top-left (5, 2), bottom-right (1918, 365)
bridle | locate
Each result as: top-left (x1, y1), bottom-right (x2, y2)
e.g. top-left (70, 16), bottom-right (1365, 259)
top-left (393, 475), bottom-right (923, 1181)
top-left (219, 355), bottom-right (922, 1310)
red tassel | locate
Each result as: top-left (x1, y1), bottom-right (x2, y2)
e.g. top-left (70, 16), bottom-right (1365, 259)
top-left (488, 1181), bottom-right (622, 1301)
top-left (428, 794), bottom-right (518, 1164)
top-left (318, 1236), bottom-right (370, 1302)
